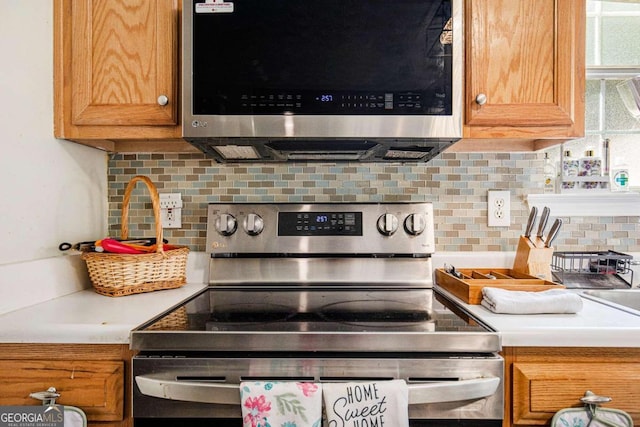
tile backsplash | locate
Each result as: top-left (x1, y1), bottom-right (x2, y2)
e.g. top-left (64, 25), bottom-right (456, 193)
top-left (108, 152), bottom-right (640, 253)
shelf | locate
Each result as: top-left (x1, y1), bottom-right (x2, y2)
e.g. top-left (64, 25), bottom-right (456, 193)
top-left (526, 192), bottom-right (640, 217)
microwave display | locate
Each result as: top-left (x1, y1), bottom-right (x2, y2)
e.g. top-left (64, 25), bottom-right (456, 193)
top-left (191, 0), bottom-right (452, 116)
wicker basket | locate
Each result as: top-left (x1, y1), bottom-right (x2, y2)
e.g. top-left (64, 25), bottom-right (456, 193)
top-left (82, 176), bottom-right (189, 297)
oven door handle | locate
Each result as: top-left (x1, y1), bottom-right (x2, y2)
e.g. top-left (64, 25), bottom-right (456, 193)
top-left (135, 375), bottom-right (500, 405)
top-left (408, 376), bottom-right (500, 404)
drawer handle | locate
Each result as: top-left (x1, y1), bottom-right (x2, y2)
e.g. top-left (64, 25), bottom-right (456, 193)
top-left (30, 387), bottom-right (61, 405)
top-left (157, 95), bottom-right (169, 106)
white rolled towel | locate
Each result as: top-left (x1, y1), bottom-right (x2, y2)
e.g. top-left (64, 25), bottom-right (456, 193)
top-left (481, 288), bottom-right (583, 314)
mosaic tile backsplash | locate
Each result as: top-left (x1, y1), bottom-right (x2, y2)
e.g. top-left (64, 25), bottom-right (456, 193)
top-left (107, 152), bottom-right (640, 253)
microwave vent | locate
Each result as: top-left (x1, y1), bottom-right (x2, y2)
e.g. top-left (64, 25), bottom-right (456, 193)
top-left (214, 145), bottom-right (261, 160)
top-left (384, 149), bottom-right (432, 161)
top-left (184, 138), bottom-right (456, 163)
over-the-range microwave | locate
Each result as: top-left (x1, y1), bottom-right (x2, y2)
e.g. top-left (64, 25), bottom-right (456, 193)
top-left (182, 0), bottom-right (462, 162)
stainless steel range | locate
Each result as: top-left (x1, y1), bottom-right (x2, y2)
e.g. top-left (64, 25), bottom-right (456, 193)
top-left (132, 203), bottom-right (503, 427)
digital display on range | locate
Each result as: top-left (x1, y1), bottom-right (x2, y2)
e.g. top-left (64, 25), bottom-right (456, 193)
top-left (278, 212), bottom-right (362, 236)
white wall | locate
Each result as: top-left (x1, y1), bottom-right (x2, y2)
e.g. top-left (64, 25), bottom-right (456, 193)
top-left (0, 1), bottom-right (108, 313)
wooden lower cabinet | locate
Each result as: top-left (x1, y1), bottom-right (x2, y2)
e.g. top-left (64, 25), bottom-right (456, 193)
top-left (503, 347), bottom-right (640, 427)
top-left (0, 344), bottom-right (133, 427)
top-left (3, 344), bottom-right (638, 427)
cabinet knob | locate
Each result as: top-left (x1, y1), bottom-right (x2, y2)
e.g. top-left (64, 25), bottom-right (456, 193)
top-left (475, 93), bottom-right (487, 105)
top-left (157, 95), bottom-right (169, 106)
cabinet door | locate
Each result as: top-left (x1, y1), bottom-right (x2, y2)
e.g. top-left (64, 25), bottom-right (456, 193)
top-left (0, 360), bottom-right (124, 422)
top-left (464, 0), bottom-right (585, 139)
top-left (54, 0), bottom-right (181, 140)
top-left (512, 362), bottom-right (640, 425)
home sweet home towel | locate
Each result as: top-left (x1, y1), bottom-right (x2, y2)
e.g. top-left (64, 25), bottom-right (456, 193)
top-left (322, 380), bottom-right (409, 427)
top-left (240, 381), bottom-right (322, 427)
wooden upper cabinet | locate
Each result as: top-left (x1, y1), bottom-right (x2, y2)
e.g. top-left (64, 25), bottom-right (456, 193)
top-left (463, 0), bottom-right (585, 141)
top-left (54, 0), bottom-right (181, 141)
top-left (53, 0), bottom-right (586, 151)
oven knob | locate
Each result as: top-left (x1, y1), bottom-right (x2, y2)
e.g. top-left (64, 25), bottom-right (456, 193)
top-left (377, 213), bottom-right (398, 235)
top-left (243, 213), bottom-right (264, 236)
top-left (404, 213), bottom-right (426, 235)
top-left (215, 213), bottom-right (237, 236)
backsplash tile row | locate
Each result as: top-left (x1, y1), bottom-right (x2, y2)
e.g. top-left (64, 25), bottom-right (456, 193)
top-left (108, 152), bottom-right (640, 253)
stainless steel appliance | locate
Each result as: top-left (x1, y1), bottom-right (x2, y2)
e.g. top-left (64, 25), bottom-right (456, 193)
top-left (182, 0), bottom-right (463, 162)
top-left (132, 203), bottom-right (503, 426)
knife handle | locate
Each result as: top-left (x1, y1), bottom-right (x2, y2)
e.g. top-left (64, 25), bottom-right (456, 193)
top-left (545, 218), bottom-right (563, 248)
top-left (537, 206), bottom-right (550, 237)
top-left (524, 206), bottom-right (537, 238)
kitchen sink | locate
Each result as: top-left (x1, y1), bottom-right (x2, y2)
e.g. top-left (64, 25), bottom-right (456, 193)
top-left (583, 289), bottom-right (640, 313)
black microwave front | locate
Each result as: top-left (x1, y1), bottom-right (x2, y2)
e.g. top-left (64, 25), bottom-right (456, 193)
top-left (182, 0), bottom-right (463, 160)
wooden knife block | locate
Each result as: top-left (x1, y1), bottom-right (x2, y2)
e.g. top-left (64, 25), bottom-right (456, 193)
top-left (512, 236), bottom-right (554, 281)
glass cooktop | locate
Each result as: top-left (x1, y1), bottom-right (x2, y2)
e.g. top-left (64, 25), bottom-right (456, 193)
top-left (132, 287), bottom-right (500, 352)
top-left (140, 287), bottom-right (490, 334)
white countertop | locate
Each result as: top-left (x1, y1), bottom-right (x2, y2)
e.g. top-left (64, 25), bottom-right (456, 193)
top-left (1, 251), bottom-right (639, 347)
top-left (0, 283), bottom-right (207, 344)
top-left (2, 282), bottom-right (640, 348)
top-left (436, 286), bottom-right (640, 347)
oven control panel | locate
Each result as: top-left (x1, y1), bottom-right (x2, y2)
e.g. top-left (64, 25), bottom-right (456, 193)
top-left (278, 211), bottom-right (362, 236)
top-left (206, 203), bottom-right (435, 255)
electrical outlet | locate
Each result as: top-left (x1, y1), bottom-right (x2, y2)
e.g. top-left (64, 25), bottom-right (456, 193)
top-left (487, 190), bottom-right (511, 227)
top-left (159, 193), bottom-right (182, 228)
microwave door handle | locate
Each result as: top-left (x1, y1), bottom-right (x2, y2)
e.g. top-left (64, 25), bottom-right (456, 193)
top-left (136, 375), bottom-right (500, 406)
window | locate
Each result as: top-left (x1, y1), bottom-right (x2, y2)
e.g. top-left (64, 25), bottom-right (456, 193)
top-left (555, 0), bottom-right (640, 188)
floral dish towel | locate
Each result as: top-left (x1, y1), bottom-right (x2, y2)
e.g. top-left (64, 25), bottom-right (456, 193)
top-left (240, 381), bottom-right (322, 427)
